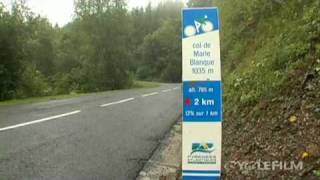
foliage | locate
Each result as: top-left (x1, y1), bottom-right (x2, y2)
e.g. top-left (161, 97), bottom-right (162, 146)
top-left (17, 64), bottom-right (50, 97)
top-left (132, 80), bottom-right (160, 89)
top-left (0, 0), bottom-right (183, 101)
top-left (138, 19), bottom-right (182, 82)
top-left (210, 0), bottom-right (320, 109)
top-left (0, 3), bottom-right (20, 100)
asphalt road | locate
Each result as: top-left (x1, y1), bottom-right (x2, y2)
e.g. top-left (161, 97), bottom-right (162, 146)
top-left (0, 83), bottom-right (181, 180)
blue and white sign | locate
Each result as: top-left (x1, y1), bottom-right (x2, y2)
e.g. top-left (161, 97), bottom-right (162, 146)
top-left (183, 81), bottom-right (222, 122)
top-left (182, 8), bottom-right (222, 180)
top-left (182, 8), bottom-right (221, 81)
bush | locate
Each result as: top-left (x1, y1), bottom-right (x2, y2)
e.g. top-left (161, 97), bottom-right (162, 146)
top-left (16, 64), bottom-right (50, 98)
top-left (51, 73), bottom-right (73, 95)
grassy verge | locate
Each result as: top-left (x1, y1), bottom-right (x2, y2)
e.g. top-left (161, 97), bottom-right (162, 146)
top-left (131, 80), bottom-right (160, 89)
top-left (0, 93), bottom-right (86, 106)
top-left (0, 80), bottom-right (160, 106)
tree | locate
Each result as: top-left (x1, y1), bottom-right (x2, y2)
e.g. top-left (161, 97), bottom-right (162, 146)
top-left (25, 16), bottom-right (56, 76)
top-left (72, 0), bottom-right (132, 91)
top-left (138, 18), bottom-right (181, 82)
top-left (187, 0), bottom-right (214, 7)
top-left (0, 4), bottom-right (20, 100)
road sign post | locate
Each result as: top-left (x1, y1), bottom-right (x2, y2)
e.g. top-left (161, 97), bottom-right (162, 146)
top-left (182, 8), bottom-right (222, 180)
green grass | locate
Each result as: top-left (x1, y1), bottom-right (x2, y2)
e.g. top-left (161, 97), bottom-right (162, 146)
top-left (0, 80), bottom-right (160, 106)
top-left (0, 93), bottom-right (86, 106)
top-left (131, 80), bottom-right (160, 89)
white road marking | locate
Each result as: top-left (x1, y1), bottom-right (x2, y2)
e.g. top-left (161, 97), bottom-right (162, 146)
top-left (100, 97), bottom-right (135, 107)
top-left (162, 89), bottom-right (172, 93)
top-left (172, 87), bottom-right (180, 90)
top-left (0, 110), bottom-right (81, 132)
top-left (141, 92), bottom-right (159, 97)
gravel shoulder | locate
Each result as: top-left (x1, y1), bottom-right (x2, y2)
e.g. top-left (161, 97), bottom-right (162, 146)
top-left (137, 120), bottom-right (182, 180)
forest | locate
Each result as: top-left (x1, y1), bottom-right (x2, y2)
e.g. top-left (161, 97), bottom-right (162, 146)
top-left (1, 0), bottom-right (319, 107)
top-left (0, 0), bottom-right (184, 101)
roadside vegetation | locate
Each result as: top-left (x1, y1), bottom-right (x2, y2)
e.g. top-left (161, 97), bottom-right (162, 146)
top-left (0, 80), bottom-right (160, 106)
top-left (132, 80), bottom-right (160, 89)
top-left (0, 0), bottom-right (182, 101)
top-left (189, 0), bottom-right (320, 179)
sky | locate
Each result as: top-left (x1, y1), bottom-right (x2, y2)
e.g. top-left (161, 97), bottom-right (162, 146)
top-left (0, 0), bottom-right (187, 26)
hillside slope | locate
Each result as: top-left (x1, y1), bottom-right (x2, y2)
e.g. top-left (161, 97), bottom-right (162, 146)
top-left (218, 0), bottom-right (320, 179)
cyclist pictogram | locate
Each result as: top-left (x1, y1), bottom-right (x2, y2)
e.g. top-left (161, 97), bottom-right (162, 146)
top-left (184, 15), bottom-right (214, 37)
